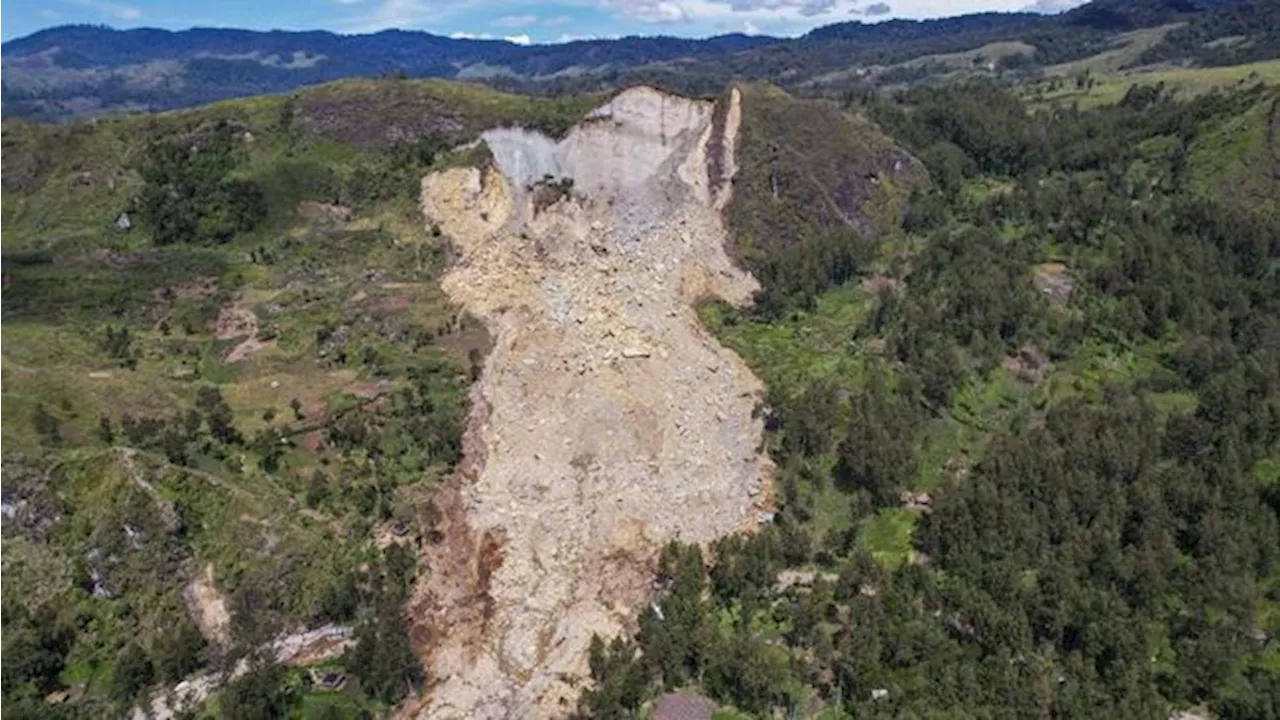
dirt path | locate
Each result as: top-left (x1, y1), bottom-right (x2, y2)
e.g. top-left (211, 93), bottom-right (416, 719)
top-left (215, 304), bottom-right (275, 363)
top-left (131, 625), bottom-right (353, 720)
top-left (407, 87), bottom-right (772, 718)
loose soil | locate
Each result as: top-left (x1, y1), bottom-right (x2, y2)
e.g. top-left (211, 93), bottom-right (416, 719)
top-left (183, 563), bottom-right (231, 647)
top-left (405, 87), bottom-right (772, 718)
top-left (215, 303), bottom-right (276, 363)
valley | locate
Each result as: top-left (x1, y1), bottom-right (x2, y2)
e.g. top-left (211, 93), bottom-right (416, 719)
top-left (2, 1), bottom-right (1279, 718)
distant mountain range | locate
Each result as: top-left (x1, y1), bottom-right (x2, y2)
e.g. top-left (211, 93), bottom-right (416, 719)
top-left (3, 0), bottom-right (1277, 121)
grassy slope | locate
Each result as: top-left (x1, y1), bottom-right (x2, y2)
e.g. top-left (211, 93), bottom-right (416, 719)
top-left (708, 85), bottom-right (1279, 575)
top-left (0, 77), bottom-right (599, 717)
top-left (1186, 90), bottom-right (1280, 217)
top-left (1044, 23), bottom-right (1185, 77)
top-left (1028, 58), bottom-right (1280, 109)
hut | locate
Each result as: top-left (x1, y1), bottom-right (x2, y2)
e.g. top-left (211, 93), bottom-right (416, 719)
top-left (653, 692), bottom-right (716, 720)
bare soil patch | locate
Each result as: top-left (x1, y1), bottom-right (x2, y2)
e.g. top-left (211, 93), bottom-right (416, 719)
top-left (1033, 262), bottom-right (1075, 304)
top-left (183, 564), bottom-right (231, 647)
top-left (406, 87), bottom-right (771, 719)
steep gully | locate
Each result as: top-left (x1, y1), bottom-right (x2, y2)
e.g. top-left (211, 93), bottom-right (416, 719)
top-left (404, 86), bottom-right (775, 718)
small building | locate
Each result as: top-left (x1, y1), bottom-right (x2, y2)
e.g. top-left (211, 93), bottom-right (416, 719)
top-left (314, 670), bottom-right (346, 690)
top-left (653, 692), bottom-right (716, 720)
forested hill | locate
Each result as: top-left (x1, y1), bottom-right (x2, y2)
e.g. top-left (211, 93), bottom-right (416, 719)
top-left (2, 8), bottom-right (1280, 715)
top-left (4, 0), bottom-right (1280, 120)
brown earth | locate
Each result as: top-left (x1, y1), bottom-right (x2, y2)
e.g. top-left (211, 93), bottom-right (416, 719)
top-left (183, 564), bottom-right (231, 647)
top-left (215, 303), bottom-right (277, 363)
top-left (404, 86), bottom-right (772, 719)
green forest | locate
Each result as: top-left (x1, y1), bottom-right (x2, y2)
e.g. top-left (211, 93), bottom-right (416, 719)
top-left (2, 25), bottom-right (1279, 720)
top-left (583, 83), bottom-right (1280, 718)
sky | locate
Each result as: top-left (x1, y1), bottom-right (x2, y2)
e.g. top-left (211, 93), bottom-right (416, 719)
top-left (1, 0), bottom-right (1089, 44)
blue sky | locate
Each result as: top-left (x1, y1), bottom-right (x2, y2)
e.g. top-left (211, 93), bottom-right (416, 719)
top-left (2, 0), bottom-right (1088, 44)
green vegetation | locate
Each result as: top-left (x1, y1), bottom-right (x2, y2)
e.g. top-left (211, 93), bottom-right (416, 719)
top-left (725, 84), bottom-right (929, 317)
top-left (1, 77), bottom-right (592, 718)
top-left (587, 80), bottom-right (1280, 719)
top-left (4, 23), bottom-right (1280, 720)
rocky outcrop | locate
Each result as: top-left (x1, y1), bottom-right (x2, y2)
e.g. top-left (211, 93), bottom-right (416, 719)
top-left (407, 86), bottom-right (771, 718)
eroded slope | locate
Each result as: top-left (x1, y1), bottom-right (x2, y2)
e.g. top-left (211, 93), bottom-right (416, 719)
top-left (408, 86), bottom-right (770, 718)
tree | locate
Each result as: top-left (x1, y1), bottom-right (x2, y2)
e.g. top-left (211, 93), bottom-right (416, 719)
top-left (31, 404), bottom-right (61, 446)
top-left (219, 660), bottom-right (292, 720)
top-left (579, 635), bottom-right (649, 720)
top-left (348, 598), bottom-right (423, 704)
top-left (834, 369), bottom-right (917, 507)
top-left (196, 386), bottom-right (242, 445)
top-left (98, 415), bottom-right (115, 444)
top-left (111, 643), bottom-right (153, 703)
top-left (152, 619), bottom-right (205, 684)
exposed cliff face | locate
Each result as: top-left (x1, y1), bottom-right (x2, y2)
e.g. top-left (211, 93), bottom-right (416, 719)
top-left (407, 86), bottom-right (772, 718)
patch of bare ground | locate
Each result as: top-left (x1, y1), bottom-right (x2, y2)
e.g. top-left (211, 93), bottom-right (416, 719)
top-left (405, 87), bottom-right (772, 719)
top-left (1002, 345), bottom-right (1052, 384)
top-left (298, 201), bottom-right (352, 222)
top-left (183, 564), bottom-right (231, 647)
top-left (1033, 262), bottom-right (1074, 305)
top-left (861, 274), bottom-right (903, 295)
top-left (215, 303), bottom-right (277, 363)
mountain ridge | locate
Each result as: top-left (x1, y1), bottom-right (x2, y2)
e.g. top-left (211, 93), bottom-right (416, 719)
top-left (2, 0), bottom-right (1278, 120)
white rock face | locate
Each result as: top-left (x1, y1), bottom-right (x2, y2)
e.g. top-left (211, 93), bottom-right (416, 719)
top-left (484, 89), bottom-right (715, 206)
top-left (407, 86), bottom-right (768, 720)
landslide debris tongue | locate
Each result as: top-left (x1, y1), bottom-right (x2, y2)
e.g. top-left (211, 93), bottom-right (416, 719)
top-left (407, 86), bottom-right (770, 719)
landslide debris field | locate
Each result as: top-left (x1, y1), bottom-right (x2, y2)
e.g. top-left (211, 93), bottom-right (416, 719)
top-left (409, 86), bottom-right (774, 718)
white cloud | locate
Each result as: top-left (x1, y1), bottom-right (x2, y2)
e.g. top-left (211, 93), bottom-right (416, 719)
top-left (342, 0), bottom-right (1082, 38)
top-left (1021, 0), bottom-right (1086, 13)
top-left (593, 0), bottom-right (1060, 28)
top-left (334, 0), bottom-right (364, 6)
top-left (492, 14), bottom-right (537, 27)
top-left (346, 0), bottom-right (430, 31)
top-left (68, 0), bottom-right (142, 21)
top-left (449, 30), bottom-right (533, 45)
top-left (742, 20), bottom-right (760, 34)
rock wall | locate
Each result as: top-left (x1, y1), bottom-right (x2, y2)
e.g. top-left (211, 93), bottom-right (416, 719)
top-left (407, 86), bottom-right (770, 719)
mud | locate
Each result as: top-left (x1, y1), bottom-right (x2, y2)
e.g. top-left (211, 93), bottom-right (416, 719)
top-left (407, 86), bottom-right (772, 718)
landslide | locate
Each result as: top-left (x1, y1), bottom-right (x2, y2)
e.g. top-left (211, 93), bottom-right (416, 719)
top-left (407, 86), bottom-right (772, 719)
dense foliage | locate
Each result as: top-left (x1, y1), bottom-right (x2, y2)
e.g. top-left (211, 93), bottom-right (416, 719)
top-left (138, 121), bottom-right (267, 245)
top-left (1, 80), bottom-right (489, 719)
top-left (585, 81), bottom-right (1280, 719)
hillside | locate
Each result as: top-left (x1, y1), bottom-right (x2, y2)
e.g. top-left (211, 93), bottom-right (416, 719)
top-left (3, 8), bottom-right (1280, 720)
top-left (5, 66), bottom-right (1280, 719)
top-left (4, 0), bottom-right (1280, 121)
top-left (0, 78), bottom-right (596, 718)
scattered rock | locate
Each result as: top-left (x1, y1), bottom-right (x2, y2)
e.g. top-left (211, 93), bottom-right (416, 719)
top-left (411, 86), bottom-right (772, 719)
